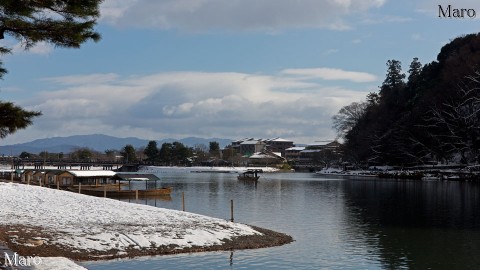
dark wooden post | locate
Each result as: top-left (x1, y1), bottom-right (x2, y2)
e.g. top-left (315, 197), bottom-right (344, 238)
top-left (230, 199), bottom-right (234, 222)
top-left (182, 192), bottom-right (185, 211)
top-left (79, 183), bottom-right (82, 194)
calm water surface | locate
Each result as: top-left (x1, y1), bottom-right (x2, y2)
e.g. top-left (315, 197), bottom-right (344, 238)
top-left (82, 172), bottom-right (480, 269)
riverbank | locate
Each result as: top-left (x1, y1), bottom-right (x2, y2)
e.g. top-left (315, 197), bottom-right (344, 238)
top-left (139, 165), bottom-right (280, 174)
top-left (316, 167), bottom-right (480, 181)
top-left (0, 183), bottom-right (292, 263)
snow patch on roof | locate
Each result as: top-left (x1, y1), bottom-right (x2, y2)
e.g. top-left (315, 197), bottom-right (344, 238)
top-left (286, 147), bottom-right (306, 151)
top-left (67, 170), bottom-right (117, 177)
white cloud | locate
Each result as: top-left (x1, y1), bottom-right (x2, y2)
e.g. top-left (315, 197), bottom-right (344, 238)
top-left (323, 49), bottom-right (340, 55)
top-left (282, 68), bottom-right (378, 82)
top-left (44, 73), bottom-right (120, 85)
top-left (0, 39), bottom-right (53, 55)
top-left (411, 33), bottom-right (422, 40)
top-left (100, 0), bottom-right (386, 32)
top-left (360, 15), bottom-right (413, 25)
top-left (14, 69), bottom-right (373, 145)
top-left (12, 41), bottom-right (53, 55)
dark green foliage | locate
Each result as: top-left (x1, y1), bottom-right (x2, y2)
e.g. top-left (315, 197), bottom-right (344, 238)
top-left (0, 101), bottom-right (41, 138)
top-left (158, 142), bottom-right (193, 166)
top-left (70, 147), bottom-right (94, 161)
top-left (209, 141), bottom-right (220, 157)
top-left (340, 34), bottom-right (480, 165)
top-left (144, 140), bottom-right (159, 162)
top-left (121, 144), bottom-right (137, 163)
top-left (336, 33), bottom-right (480, 165)
top-left (0, 0), bottom-right (102, 78)
top-left (19, 151), bottom-right (31, 159)
top-left (0, 0), bottom-right (102, 139)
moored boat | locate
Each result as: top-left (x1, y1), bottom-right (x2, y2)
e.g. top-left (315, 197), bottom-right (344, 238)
top-left (237, 169), bottom-right (261, 182)
top-left (69, 186), bottom-right (173, 198)
top-left (67, 173), bottom-right (173, 198)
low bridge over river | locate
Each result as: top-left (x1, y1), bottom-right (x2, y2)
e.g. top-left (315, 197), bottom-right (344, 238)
top-left (0, 157), bottom-right (140, 171)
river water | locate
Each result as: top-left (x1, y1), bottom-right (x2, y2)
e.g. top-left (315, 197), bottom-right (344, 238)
top-left (82, 172), bottom-right (480, 269)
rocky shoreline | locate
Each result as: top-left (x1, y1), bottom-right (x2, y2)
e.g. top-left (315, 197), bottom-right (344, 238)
top-left (0, 225), bottom-right (293, 262)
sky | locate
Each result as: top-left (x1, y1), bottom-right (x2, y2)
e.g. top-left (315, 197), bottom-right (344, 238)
top-left (1, 0), bottom-right (480, 146)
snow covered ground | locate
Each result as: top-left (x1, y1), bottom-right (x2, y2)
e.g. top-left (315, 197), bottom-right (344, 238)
top-left (0, 182), bottom-right (261, 262)
top-left (31, 257), bottom-right (88, 270)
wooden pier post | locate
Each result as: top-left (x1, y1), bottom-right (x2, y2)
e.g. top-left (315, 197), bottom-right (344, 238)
top-left (230, 199), bottom-right (234, 222)
top-left (182, 192), bottom-right (185, 211)
top-left (135, 190), bottom-right (139, 202)
top-left (79, 183), bottom-right (82, 194)
top-left (10, 153), bottom-right (13, 183)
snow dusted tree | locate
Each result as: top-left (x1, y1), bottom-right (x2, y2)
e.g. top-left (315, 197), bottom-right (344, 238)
top-left (424, 72), bottom-right (480, 164)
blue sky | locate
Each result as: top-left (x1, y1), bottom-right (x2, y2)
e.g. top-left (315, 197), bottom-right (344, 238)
top-left (1, 0), bottom-right (479, 146)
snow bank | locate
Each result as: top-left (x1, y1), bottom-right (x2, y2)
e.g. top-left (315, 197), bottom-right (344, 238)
top-left (0, 183), bottom-right (260, 254)
top-left (31, 257), bottom-right (87, 270)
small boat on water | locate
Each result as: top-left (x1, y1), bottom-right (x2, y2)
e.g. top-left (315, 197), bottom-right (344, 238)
top-left (238, 169), bottom-right (261, 182)
top-left (70, 186), bottom-right (173, 198)
top-left (68, 173), bottom-right (173, 198)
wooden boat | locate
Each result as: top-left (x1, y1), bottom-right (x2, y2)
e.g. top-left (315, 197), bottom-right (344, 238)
top-left (62, 172), bottom-right (173, 198)
top-left (69, 186), bottom-right (173, 198)
top-left (238, 169), bottom-right (261, 182)
top-left (61, 183), bottom-right (127, 190)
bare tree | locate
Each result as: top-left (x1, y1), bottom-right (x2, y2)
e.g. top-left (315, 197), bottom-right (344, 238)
top-left (424, 72), bottom-right (480, 164)
top-left (332, 101), bottom-right (368, 138)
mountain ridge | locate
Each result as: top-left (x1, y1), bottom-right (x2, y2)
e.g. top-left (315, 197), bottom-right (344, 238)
top-left (0, 134), bottom-right (233, 155)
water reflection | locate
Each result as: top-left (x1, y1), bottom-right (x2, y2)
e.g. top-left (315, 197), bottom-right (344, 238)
top-left (83, 173), bottom-right (480, 269)
top-left (343, 179), bottom-right (480, 269)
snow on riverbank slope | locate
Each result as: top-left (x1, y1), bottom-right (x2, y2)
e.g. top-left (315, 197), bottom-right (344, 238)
top-left (0, 183), bottom-right (260, 256)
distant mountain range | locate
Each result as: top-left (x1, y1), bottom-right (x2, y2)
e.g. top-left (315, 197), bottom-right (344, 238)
top-left (0, 134), bottom-right (233, 155)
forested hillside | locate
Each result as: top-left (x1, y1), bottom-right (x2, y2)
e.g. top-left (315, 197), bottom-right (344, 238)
top-left (334, 33), bottom-right (480, 166)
